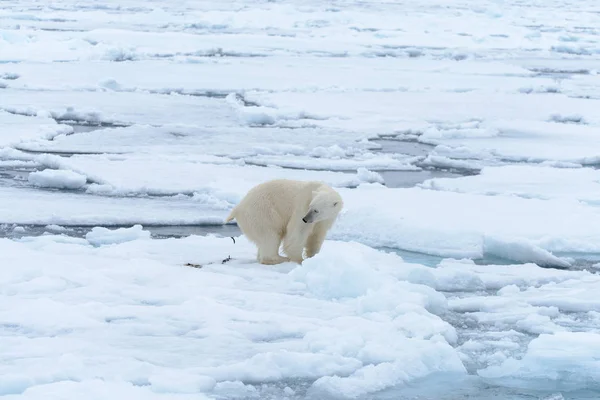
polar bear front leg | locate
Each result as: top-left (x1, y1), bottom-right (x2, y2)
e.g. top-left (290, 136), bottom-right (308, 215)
top-left (305, 230), bottom-right (326, 258)
top-left (305, 219), bottom-right (334, 258)
top-left (282, 218), bottom-right (311, 264)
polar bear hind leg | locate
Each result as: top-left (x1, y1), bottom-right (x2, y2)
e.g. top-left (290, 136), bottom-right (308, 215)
top-left (233, 206), bottom-right (289, 265)
top-left (255, 232), bottom-right (289, 265)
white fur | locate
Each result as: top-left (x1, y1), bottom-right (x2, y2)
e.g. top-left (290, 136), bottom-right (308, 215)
top-left (225, 179), bottom-right (344, 265)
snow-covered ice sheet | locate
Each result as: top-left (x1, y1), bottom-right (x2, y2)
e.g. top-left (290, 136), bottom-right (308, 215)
top-left (0, 234), bottom-right (465, 398)
top-left (1, 0), bottom-right (600, 397)
top-left (420, 165), bottom-right (600, 205)
top-left (3, 232), bottom-right (599, 398)
top-left (16, 124), bottom-right (380, 166)
top-left (331, 185), bottom-right (600, 263)
top-left (478, 332), bottom-right (600, 392)
top-left (11, 148), bottom-right (600, 266)
top-left (237, 79), bottom-right (600, 167)
top-left (419, 120), bottom-right (600, 166)
top-left (0, 58), bottom-right (542, 94)
top-left (244, 90), bottom-right (600, 128)
top-left (0, 186), bottom-right (228, 226)
top-left (0, 89), bottom-right (239, 128)
top-left (33, 154), bottom-right (375, 199)
top-left (243, 154), bottom-right (420, 172)
top-left (14, 149), bottom-right (600, 265)
top-left (447, 268), bottom-right (600, 334)
top-left (0, 111), bottom-right (71, 147)
top-left (242, 91), bottom-right (600, 164)
top-left (3, 0), bottom-right (598, 63)
top-left (395, 258), bottom-right (600, 392)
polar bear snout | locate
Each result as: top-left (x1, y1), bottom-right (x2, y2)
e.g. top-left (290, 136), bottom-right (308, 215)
top-left (302, 210), bottom-right (316, 223)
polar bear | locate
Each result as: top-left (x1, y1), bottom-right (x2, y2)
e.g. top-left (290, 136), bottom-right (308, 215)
top-left (225, 179), bottom-right (343, 265)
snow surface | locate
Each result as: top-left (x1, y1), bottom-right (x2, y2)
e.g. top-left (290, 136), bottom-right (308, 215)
top-left (32, 153), bottom-right (380, 198)
top-left (0, 110), bottom-right (72, 147)
top-left (332, 185), bottom-right (600, 261)
top-left (479, 332), bottom-right (600, 391)
top-left (420, 165), bottom-right (600, 205)
top-left (1, 0), bottom-right (600, 398)
top-left (28, 169), bottom-right (87, 190)
top-left (0, 186), bottom-right (229, 226)
top-left (0, 235), bottom-right (465, 399)
top-left (85, 224), bottom-right (151, 246)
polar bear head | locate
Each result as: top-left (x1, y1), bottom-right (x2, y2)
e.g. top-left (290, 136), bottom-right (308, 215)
top-left (302, 187), bottom-right (343, 224)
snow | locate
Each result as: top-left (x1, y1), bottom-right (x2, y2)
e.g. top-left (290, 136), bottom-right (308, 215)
top-left (356, 168), bottom-right (385, 185)
top-left (44, 225), bottom-right (69, 233)
top-left (311, 340), bottom-right (464, 399)
top-left (15, 124), bottom-right (377, 161)
top-left (482, 236), bottom-right (572, 269)
top-left (34, 153), bottom-right (377, 198)
top-left (417, 119), bottom-right (600, 166)
top-left (7, 172), bottom-right (600, 266)
top-left (332, 186), bottom-right (600, 261)
top-left (0, 89), bottom-right (239, 128)
top-left (85, 225), bottom-right (150, 246)
top-left (28, 169), bottom-right (87, 190)
top-left (420, 165), bottom-right (600, 205)
top-left (243, 154), bottom-right (419, 172)
top-left (0, 110), bottom-right (72, 147)
top-left (1, 0), bottom-right (600, 398)
top-left (0, 235), bottom-right (464, 398)
top-left (0, 58), bottom-right (537, 94)
top-left (0, 186), bottom-right (228, 226)
top-left (236, 91), bottom-right (600, 167)
top-left (479, 332), bottom-right (600, 391)
top-left (411, 258), bottom-right (592, 292)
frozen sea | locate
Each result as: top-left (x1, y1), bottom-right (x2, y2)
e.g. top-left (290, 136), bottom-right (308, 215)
top-left (1, 0), bottom-right (600, 399)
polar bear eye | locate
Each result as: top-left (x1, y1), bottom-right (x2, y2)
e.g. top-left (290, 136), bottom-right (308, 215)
top-left (314, 209), bottom-right (319, 213)
top-left (333, 202), bottom-right (338, 207)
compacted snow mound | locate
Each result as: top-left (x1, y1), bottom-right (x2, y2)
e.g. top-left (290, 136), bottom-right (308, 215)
top-left (28, 169), bottom-right (87, 190)
top-left (483, 236), bottom-right (572, 268)
top-left (85, 225), bottom-right (151, 246)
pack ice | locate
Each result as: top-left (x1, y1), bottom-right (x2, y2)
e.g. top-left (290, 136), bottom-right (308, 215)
top-left (1, 0), bottom-right (600, 399)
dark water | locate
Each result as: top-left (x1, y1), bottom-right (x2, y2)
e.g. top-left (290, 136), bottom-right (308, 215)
top-left (381, 246), bottom-right (514, 267)
top-left (370, 138), bottom-right (473, 187)
top-left (0, 166), bottom-right (32, 187)
top-left (378, 168), bottom-right (465, 188)
top-left (70, 123), bottom-right (106, 133)
top-left (381, 246), bottom-right (598, 271)
top-left (370, 138), bottom-right (433, 157)
top-left (205, 372), bottom-right (598, 400)
top-left (0, 223), bottom-right (242, 240)
top-left (371, 372), bottom-right (600, 400)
